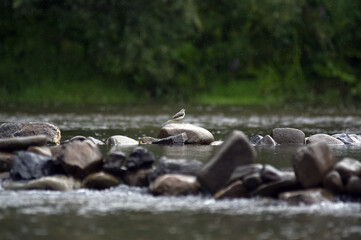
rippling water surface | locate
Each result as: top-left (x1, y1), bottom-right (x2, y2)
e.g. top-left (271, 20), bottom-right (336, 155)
top-left (1, 104), bottom-right (361, 239)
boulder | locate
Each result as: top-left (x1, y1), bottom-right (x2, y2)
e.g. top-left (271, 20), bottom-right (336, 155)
top-left (261, 164), bottom-right (285, 183)
top-left (83, 172), bottom-right (120, 190)
top-left (102, 151), bottom-right (127, 175)
top-left (158, 123), bottom-right (214, 145)
top-left (334, 158), bottom-right (361, 181)
top-left (152, 133), bottom-right (188, 145)
top-left (196, 130), bottom-right (256, 194)
top-left (243, 172), bottom-right (263, 191)
top-left (0, 152), bottom-right (15, 172)
top-left (249, 135), bottom-right (263, 145)
top-left (332, 133), bottom-right (360, 145)
top-left (62, 140), bottom-right (103, 179)
top-left (125, 147), bottom-right (155, 171)
top-left (214, 180), bottom-right (249, 199)
top-left (10, 151), bottom-right (64, 180)
top-left (66, 136), bottom-right (105, 145)
top-left (27, 146), bottom-right (52, 157)
top-left (0, 122), bottom-right (61, 144)
top-left (123, 168), bottom-right (153, 187)
top-left (227, 163), bottom-right (263, 184)
top-left (149, 157), bottom-right (203, 182)
top-left (139, 136), bottom-right (158, 144)
top-left (292, 142), bottom-right (336, 188)
top-left (0, 135), bottom-right (48, 152)
top-left (2, 175), bottom-right (81, 191)
top-left (252, 173), bottom-right (299, 197)
top-left (306, 134), bottom-right (344, 145)
top-left (149, 174), bottom-right (200, 196)
top-left (271, 128), bottom-right (305, 144)
top-left (322, 170), bottom-right (344, 193)
top-left (345, 175), bottom-right (361, 196)
top-left (279, 188), bottom-right (336, 205)
top-left (106, 135), bottom-right (138, 146)
top-left (257, 135), bottom-right (277, 146)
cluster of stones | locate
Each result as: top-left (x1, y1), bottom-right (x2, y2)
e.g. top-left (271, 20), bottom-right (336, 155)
top-left (0, 122), bottom-right (360, 205)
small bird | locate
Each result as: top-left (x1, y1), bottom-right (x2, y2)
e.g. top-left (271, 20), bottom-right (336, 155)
top-left (167, 109), bottom-right (185, 123)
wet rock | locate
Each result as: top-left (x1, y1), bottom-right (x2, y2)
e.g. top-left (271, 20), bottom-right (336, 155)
top-left (0, 172), bottom-right (10, 180)
top-left (0, 122), bottom-right (61, 144)
top-left (83, 172), bottom-right (120, 190)
top-left (103, 151), bottom-right (127, 176)
top-left (27, 146), bottom-right (52, 157)
top-left (88, 137), bottom-right (104, 145)
top-left (334, 158), bottom-right (361, 181)
top-left (210, 141), bottom-right (223, 146)
top-left (252, 174), bottom-right (299, 197)
top-left (261, 164), bottom-right (284, 183)
top-left (2, 175), bottom-right (81, 191)
top-left (243, 172), bottom-right (263, 191)
top-left (227, 163), bottom-right (263, 184)
top-left (306, 134), bottom-right (344, 145)
top-left (257, 135), bottom-right (277, 146)
top-left (0, 152), bottom-right (15, 172)
top-left (249, 135), bottom-right (263, 145)
top-left (139, 136), bottom-right (158, 144)
top-left (62, 140), bottom-right (103, 179)
top-left (332, 133), bottom-right (360, 145)
top-left (271, 128), bottom-right (305, 144)
top-left (66, 136), bottom-right (104, 145)
top-left (349, 134), bottom-right (361, 144)
top-left (292, 142), bottom-right (336, 188)
top-left (152, 132), bottom-right (188, 145)
top-left (214, 180), bottom-right (249, 199)
top-left (123, 168), bottom-right (153, 187)
top-left (0, 135), bottom-right (48, 152)
top-left (345, 175), bottom-right (361, 196)
top-left (158, 123), bottom-right (214, 145)
top-left (279, 188), bottom-right (336, 205)
top-left (149, 174), bottom-right (200, 196)
top-left (197, 130), bottom-right (256, 194)
top-left (322, 170), bottom-right (344, 193)
top-left (10, 151), bottom-right (63, 180)
top-left (149, 157), bottom-right (203, 182)
top-left (126, 147), bottom-right (155, 171)
top-left (106, 135), bottom-right (138, 146)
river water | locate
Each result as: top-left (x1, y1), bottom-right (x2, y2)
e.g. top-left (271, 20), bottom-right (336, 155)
top-left (0, 104), bottom-right (361, 240)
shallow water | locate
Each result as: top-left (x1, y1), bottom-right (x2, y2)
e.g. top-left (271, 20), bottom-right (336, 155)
top-left (1, 104), bottom-right (361, 239)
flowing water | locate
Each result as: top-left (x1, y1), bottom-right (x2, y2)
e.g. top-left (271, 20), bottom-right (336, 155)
top-left (1, 104), bottom-right (361, 240)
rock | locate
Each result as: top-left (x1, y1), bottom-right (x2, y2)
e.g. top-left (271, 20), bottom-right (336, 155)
top-left (249, 135), bottom-right (263, 145)
top-left (66, 136), bottom-right (104, 145)
top-left (123, 168), bottom-right (153, 187)
top-left (332, 133), bottom-right (359, 145)
top-left (210, 141), bottom-right (223, 146)
top-left (279, 188), bottom-right (336, 205)
top-left (149, 157), bottom-right (203, 182)
top-left (271, 128), bottom-right (305, 144)
top-left (139, 136), bottom-right (158, 144)
top-left (334, 158), bottom-right (361, 181)
top-left (0, 152), bottom-right (15, 172)
top-left (87, 137), bottom-right (104, 145)
top-left (10, 151), bottom-right (64, 180)
top-left (158, 123), bottom-right (214, 145)
top-left (214, 180), bottom-right (249, 199)
top-left (102, 151), bottom-right (127, 175)
top-left (227, 163), bottom-right (263, 184)
top-left (0, 172), bottom-right (10, 180)
top-left (345, 175), bottom-right (361, 196)
top-left (27, 146), bottom-right (52, 157)
top-left (62, 140), bottom-right (103, 179)
top-left (322, 170), bottom-right (344, 193)
top-left (106, 135), bottom-right (138, 146)
top-left (257, 135), bottom-right (277, 146)
top-left (349, 134), bottom-right (361, 144)
top-left (252, 174), bottom-right (299, 197)
top-left (0, 122), bottom-right (61, 144)
top-left (2, 175), bottom-right (81, 191)
top-left (197, 130), bottom-right (256, 194)
top-left (243, 173), bottom-right (263, 191)
top-left (306, 134), bottom-right (344, 145)
top-left (292, 142), bottom-right (336, 188)
top-left (149, 174), bottom-right (200, 196)
top-left (0, 135), bottom-right (48, 152)
top-left (261, 164), bottom-right (284, 183)
top-left (126, 147), bottom-right (155, 171)
top-left (152, 132), bottom-right (188, 145)
top-left (83, 172), bottom-right (120, 190)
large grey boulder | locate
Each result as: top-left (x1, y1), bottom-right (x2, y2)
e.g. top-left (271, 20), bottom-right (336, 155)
top-left (0, 122), bottom-right (61, 144)
top-left (0, 135), bottom-right (48, 152)
top-left (196, 130), bottom-right (256, 194)
top-left (106, 135), bottom-right (138, 146)
top-left (279, 188), bottom-right (336, 205)
top-left (306, 134), bottom-right (344, 145)
top-left (271, 128), bottom-right (305, 144)
top-left (292, 142), bottom-right (336, 188)
top-left (149, 174), bottom-right (200, 196)
top-left (158, 123), bottom-right (214, 145)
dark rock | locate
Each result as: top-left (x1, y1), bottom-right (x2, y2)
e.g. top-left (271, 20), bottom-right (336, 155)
top-left (152, 132), bottom-right (188, 145)
top-left (0, 135), bottom-right (48, 152)
top-left (106, 135), bottom-right (138, 146)
top-left (214, 180), bottom-right (249, 199)
top-left (227, 163), bottom-right (263, 184)
top-left (123, 168), bottom-right (153, 187)
top-left (261, 164), bottom-right (284, 183)
top-left (0, 122), bottom-right (61, 144)
top-left (149, 157), bottom-right (203, 182)
top-left (2, 176), bottom-right (81, 191)
top-left (322, 170), bottom-right (344, 193)
top-left (10, 151), bottom-right (63, 180)
top-left (0, 152), bottom-right (15, 172)
top-left (249, 135), bottom-right (263, 145)
top-left (126, 147), bottom-right (155, 171)
top-left (334, 158), bottom-right (361, 181)
top-left (345, 176), bottom-right (361, 196)
top-left (62, 140), bottom-right (103, 179)
top-left (271, 128), bottom-right (305, 144)
top-left (27, 146), bottom-right (52, 157)
top-left (252, 174), bottom-right (299, 197)
top-left (103, 151), bottom-right (127, 176)
top-left (83, 172), bottom-right (120, 190)
top-left (292, 142), bottom-right (336, 188)
top-left (149, 174), bottom-right (200, 196)
top-left (139, 136), bottom-right (158, 144)
top-left (332, 133), bottom-right (359, 145)
top-left (158, 123), bottom-right (214, 145)
top-left (257, 135), bottom-right (277, 146)
top-left (279, 188), bottom-right (336, 205)
top-left (306, 134), bottom-right (344, 145)
top-left (243, 172), bottom-right (263, 191)
top-left (197, 130), bottom-right (256, 194)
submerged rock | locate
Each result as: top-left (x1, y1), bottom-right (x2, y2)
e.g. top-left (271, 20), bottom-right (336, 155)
top-left (123, 168), bottom-right (153, 187)
top-left (271, 128), bottom-right (305, 144)
top-left (149, 174), bottom-right (200, 196)
top-left (0, 135), bottom-right (48, 152)
top-left (158, 123), bottom-right (214, 145)
top-left (257, 135), bottom-right (277, 146)
top-left (83, 172), bottom-right (120, 190)
top-left (279, 188), bottom-right (336, 205)
top-left (0, 122), bottom-right (61, 144)
top-left (214, 180), bottom-right (249, 199)
top-left (306, 134), bottom-right (344, 145)
top-left (106, 135), bottom-right (138, 146)
top-left (249, 135), bottom-right (263, 145)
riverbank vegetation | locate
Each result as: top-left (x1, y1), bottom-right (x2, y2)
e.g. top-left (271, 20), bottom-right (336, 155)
top-left (1, 0), bottom-right (361, 105)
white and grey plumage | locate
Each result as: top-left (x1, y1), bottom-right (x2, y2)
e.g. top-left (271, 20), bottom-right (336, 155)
top-left (167, 109), bottom-right (185, 122)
